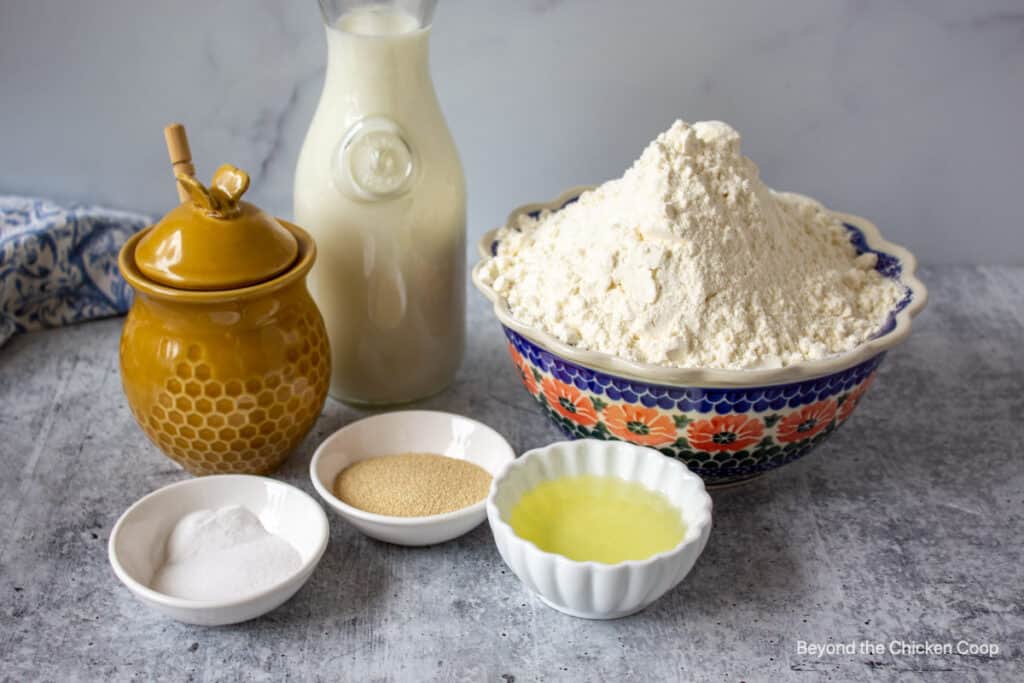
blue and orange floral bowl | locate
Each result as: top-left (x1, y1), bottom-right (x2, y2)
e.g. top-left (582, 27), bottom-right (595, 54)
top-left (472, 187), bottom-right (928, 486)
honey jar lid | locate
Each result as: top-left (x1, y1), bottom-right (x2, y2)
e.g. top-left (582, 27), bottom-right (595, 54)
top-left (134, 165), bottom-right (298, 290)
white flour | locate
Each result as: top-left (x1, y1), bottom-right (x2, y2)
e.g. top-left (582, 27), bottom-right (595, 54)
top-left (479, 120), bottom-right (904, 370)
top-left (150, 506), bottom-right (301, 602)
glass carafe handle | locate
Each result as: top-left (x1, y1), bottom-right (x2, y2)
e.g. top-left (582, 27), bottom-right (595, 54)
top-left (332, 117), bottom-right (415, 200)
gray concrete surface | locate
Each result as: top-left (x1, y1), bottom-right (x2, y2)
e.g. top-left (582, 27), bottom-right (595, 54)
top-left (0, 266), bottom-right (1021, 681)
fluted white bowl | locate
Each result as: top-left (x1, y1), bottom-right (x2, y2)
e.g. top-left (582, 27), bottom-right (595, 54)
top-left (487, 439), bottom-right (713, 619)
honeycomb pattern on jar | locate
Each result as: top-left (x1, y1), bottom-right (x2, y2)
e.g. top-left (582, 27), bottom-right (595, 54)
top-left (134, 313), bottom-right (330, 475)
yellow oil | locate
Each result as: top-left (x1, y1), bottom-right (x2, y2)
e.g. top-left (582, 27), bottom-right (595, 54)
top-left (508, 475), bottom-right (686, 564)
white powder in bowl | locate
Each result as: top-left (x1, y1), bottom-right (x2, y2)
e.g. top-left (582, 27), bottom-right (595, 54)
top-left (479, 120), bottom-right (904, 370)
top-left (150, 505), bottom-right (302, 602)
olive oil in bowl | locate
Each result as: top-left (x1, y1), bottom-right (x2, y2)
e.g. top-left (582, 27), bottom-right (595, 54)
top-left (508, 475), bottom-right (685, 564)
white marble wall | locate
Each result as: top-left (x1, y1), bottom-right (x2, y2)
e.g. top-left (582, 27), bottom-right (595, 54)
top-left (1, 0), bottom-right (1021, 264)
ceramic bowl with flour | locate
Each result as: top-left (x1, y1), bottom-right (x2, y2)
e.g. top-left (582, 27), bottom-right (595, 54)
top-left (474, 191), bottom-right (925, 485)
top-left (472, 121), bottom-right (927, 486)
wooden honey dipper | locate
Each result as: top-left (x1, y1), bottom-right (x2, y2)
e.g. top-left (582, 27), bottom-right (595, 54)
top-left (163, 122), bottom-right (196, 203)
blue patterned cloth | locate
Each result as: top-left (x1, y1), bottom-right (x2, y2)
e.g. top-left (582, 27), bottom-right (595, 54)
top-left (0, 196), bottom-right (151, 346)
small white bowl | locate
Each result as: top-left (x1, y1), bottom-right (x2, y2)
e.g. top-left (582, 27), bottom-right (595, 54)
top-left (310, 410), bottom-right (515, 546)
top-left (487, 439), bottom-right (713, 619)
top-left (108, 474), bottom-right (329, 626)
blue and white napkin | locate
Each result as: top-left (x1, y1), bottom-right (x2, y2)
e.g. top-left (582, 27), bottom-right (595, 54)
top-left (0, 196), bottom-right (150, 346)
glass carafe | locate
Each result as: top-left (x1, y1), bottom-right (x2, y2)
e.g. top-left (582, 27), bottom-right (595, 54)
top-left (294, 0), bottom-right (465, 405)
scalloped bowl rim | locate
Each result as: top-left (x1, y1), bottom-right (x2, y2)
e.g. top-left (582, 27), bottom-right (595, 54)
top-left (486, 439), bottom-right (713, 571)
top-left (472, 185), bottom-right (928, 387)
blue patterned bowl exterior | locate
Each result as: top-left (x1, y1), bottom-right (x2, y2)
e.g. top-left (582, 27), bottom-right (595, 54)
top-left (504, 329), bottom-right (882, 486)
top-left (484, 191), bottom-right (921, 487)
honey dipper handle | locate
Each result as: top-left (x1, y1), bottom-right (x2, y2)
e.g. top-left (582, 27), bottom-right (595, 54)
top-left (163, 123), bottom-right (196, 203)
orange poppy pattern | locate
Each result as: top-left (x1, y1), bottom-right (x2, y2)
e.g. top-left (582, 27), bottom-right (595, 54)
top-left (686, 414), bottom-right (765, 453)
top-left (775, 399), bottom-right (838, 443)
top-left (838, 373), bottom-right (876, 422)
top-left (603, 404), bottom-right (678, 446)
top-left (541, 376), bottom-right (598, 427)
top-left (507, 343), bottom-right (537, 394)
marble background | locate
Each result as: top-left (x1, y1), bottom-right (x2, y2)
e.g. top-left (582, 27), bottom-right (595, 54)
top-left (1, 0), bottom-right (1021, 264)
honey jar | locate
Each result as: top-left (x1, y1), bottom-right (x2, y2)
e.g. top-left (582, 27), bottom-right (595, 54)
top-left (118, 164), bottom-right (330, 475)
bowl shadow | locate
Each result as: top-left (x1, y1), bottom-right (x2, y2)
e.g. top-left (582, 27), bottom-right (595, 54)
top-left (216, 523), bottom-right (392, 634)
top-left (638, 472), bottom-right (809, 624)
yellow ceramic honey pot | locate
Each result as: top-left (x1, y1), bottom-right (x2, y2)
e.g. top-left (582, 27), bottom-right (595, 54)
top-left (118, 163), bottom-right (330, 475)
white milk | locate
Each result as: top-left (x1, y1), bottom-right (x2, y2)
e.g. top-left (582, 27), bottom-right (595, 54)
top-left (294, 6), bottom-right (465, 405)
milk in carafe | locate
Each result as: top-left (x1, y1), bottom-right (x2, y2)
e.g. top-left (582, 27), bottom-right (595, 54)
top-left (294, 0), bottom-right (465, 405)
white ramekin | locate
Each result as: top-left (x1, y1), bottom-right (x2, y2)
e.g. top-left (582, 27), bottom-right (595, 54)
top-left (108, 475), bottom-right (329, 626)
top-left (487, 439), bottom-right (713, 619)
top-left (310, 410), bottom-right (515, 546)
